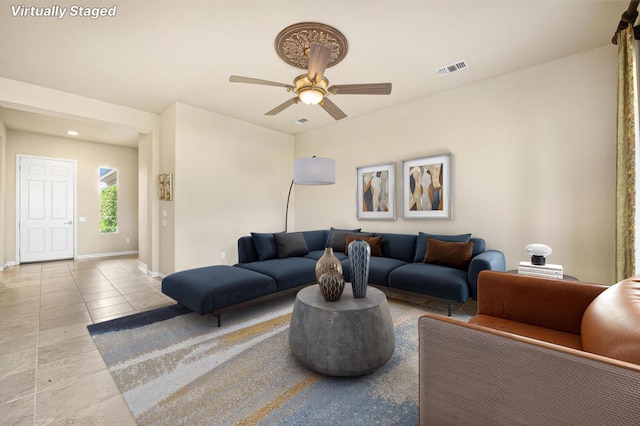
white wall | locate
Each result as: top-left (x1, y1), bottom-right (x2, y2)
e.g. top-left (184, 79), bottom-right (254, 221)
top-left (294, 46), bottom-right (617, 285)
top-left (168, 103), bottom-right (293, 272)
top-left (5, 130), bottom-right (139, 259)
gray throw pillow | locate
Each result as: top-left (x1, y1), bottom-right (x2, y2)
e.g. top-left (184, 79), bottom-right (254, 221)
top-left (274, 233), bottom-right (309, 259)
top-left (325, 227), bottom-right (361, 249)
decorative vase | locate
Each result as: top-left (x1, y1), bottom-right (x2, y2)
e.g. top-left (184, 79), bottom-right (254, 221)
top-left (315, 247), bottom-right (343, 281)
top-left (318, 269), bottom-right (345, 302)
top-left (348, 239), bottom-right (371, 298)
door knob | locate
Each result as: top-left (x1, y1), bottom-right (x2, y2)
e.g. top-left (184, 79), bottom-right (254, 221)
top-left (64, 221), bottom-right (73, 225)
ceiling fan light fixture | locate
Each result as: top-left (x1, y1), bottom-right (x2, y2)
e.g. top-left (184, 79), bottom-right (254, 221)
top-left (294, 74), bottom-right (328, 105)
top-left (298, 88), bottom-right (324, 105)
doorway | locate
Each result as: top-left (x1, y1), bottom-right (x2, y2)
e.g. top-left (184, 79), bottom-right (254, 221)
top-left (17, 155), bottom-right (76, 263)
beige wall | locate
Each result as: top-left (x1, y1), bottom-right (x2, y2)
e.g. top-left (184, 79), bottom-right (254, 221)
top-left (0, 77), bottom-right (161, 272)
top-left (168, 103), bottom-right (293, 272)
top-left (294, 46), bottom-right (617, 285)
top-left (159, 104), bottom-right (176, 274)
top-left (5, 130), bottom-right (139, 260)
top-left (0, 117), bottom-right (6, 269)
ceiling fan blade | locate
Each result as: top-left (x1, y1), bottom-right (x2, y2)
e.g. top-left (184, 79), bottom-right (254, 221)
top-left (320, 97), bottom-right (347, 120)
top-left (229, 75), bottom-right (294, 90)
top-left (265, 97), bottom-right (298, 116)
top-left (328, 83), bottom-right (392, 95)
top-left (307, 43), bottom-right (332, 83)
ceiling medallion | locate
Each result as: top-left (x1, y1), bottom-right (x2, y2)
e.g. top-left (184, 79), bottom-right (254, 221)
top-left (275, 22), bottom-right (348, 70)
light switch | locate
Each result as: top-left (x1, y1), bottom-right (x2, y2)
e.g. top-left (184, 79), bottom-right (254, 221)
top-left (162, 210), bottom-right (168, 217)
top-left (79, 217), bottom-right (86, 222)
top-left (162, 219), bottom-right (167, 227)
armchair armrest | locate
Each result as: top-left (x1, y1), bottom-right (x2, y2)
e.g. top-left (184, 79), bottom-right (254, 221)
top-left (475, 270), bottom-right (608, 334)
top-left (467, 250), bottom-right (506, 300)
top-left (419, 314), bottom-right (640, 425)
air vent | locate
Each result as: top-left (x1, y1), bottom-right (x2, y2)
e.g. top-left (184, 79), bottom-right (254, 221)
top-left (294, 117), bottom-right (309, 124)
top-left (436, 60), bottom-right (469, 76)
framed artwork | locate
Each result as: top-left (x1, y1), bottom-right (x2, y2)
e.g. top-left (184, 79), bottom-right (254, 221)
top-left (158, 174), bottom-right (166, 200)
top-left (158, 173), bottom-right (174, 201)
top-left (164, 173), bottom-right (173, 201)
top-left (356, 162), bottom-right (395, 220)
top-left (402, 153), bottom-right (451, 219)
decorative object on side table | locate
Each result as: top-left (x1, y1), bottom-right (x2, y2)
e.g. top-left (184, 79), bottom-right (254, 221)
top-left (318, 269), bottom-right (346, 302)
top-left (519, 243), bottom-right (563, 279)
top-left (525, 243), bottom-right (552, 265)
top-left (315, 247), bottom-right (343, 281)
top-left (348, 239), bottom-right (371, 298)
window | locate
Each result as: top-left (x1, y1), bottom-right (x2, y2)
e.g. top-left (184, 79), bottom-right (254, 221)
top-left (99, 167), bottom-right (118, 233)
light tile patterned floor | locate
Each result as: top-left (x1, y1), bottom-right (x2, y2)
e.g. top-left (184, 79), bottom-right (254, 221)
top-left (0, 256), bottom-right (174, 425)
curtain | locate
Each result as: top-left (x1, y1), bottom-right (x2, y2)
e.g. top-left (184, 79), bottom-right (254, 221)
top-left (616, 25), bottom-right (637, 281)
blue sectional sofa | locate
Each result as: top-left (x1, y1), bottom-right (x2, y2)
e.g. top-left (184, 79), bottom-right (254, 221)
top-left (162, 228), bottom-right (505, 324)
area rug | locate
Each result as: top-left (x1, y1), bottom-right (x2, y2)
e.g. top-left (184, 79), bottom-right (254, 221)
top-left (88, 291), bottom-right (474, 425)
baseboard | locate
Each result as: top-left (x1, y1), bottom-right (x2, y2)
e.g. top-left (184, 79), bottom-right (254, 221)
top-left (75, 250), bottom-right (139, 260)
top-left (137, 260), bottom-right (164, 279)
top-left (1, 261), bottom-right (17, 271)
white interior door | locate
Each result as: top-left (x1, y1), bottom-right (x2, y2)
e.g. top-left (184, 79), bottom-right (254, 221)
top-left (19, 156), bottom-right (75, 263)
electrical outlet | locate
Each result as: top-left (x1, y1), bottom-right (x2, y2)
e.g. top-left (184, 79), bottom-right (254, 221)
top-left (126, 238), bottom-right (130, 244)
top-left (220, 251), bottom-right (226, 260)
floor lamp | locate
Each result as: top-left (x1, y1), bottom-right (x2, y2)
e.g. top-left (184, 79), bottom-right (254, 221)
top-left (285, 156), bottom-right (335, 232)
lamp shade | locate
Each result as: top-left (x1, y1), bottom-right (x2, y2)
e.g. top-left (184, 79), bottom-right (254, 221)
top-left (293, 157), bottom-right (335, 185)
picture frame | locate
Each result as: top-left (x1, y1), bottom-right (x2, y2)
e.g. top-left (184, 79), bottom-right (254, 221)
top-left (356, 162), bottom-right (395, 220)
top-left (158, 174), bottom-right (166, 200)
top-left (402, 153), bottom-right (451, 219)
top-left (164, 173), bottom-right (173, 201)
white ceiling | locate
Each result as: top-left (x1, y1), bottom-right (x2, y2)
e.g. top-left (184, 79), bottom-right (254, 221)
top-left (0, 0), bottom-right (629, 144)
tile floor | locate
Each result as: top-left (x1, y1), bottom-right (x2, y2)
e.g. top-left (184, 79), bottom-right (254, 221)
top-left (0, 256), bottom-right (175, 425)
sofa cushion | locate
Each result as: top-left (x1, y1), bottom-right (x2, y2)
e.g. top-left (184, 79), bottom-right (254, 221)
top-left (302, 230), bottom-right (329, 252)
top-left (345, 234), bottom-right (383, 256)
top-left (342, 256), bottom-right (407, 286)
top-left (389, 263), bottom-right (470, 303)
top-left (325, 227), bottom-right (361, 251)
top-left (581, 277), bottom-right (640, 365)
top-left (414, 232), bottom-right (471, 263)
top-left (161, 265), bottom-right (277, 315)
top-left (236, 257), bottom-right (318, 291)
top-left (378, 233), bottom-right (418, 262)
top-left (424, 238), bottom-right (474, 270)
top-left (274, 232), bottom-right (309, 259)
top-left (250, 232), bottom-right (279, 261)
top-left (305, 249), bottom-right (349, 262)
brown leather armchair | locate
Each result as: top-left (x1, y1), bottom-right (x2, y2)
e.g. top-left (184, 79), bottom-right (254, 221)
top-left (418, 271), bottom-right (640, 425)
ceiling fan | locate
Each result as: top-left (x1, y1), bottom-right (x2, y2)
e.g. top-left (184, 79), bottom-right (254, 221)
top-left (229, 43), bottom-right (392, 120)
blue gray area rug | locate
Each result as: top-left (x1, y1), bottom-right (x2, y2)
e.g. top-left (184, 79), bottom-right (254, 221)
top-left (88, 291), bottom-right (474, 425)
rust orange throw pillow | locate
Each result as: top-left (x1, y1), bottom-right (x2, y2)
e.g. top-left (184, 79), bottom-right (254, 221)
top-left (424, 237), bottom-right (474, 270)
top-left (345, 234), bottom-right (383, 257)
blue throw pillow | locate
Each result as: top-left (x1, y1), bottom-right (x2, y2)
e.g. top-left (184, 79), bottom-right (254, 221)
top-left (251, 232), bottom-right (278, 261)
top-left (413, 232), bottom-right (471, 263)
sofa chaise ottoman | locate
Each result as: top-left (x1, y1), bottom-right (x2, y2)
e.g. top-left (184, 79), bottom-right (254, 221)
top-left (161, 265), bottom-right (278, 326)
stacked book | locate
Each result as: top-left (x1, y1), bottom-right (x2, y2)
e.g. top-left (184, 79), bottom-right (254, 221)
top-left (518, 261), bottom-right (563, 279)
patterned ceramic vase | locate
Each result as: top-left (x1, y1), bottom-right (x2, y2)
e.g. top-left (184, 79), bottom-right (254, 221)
top-left (348, 239), bottom-right (371, 298)
top-left (315, 247), bottom-right (343, 281)
top-left (318, 269), bottom-right (345, 302)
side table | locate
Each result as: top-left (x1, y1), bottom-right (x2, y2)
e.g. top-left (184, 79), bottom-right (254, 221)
top-left (288, 284), bottom-right (395, 376)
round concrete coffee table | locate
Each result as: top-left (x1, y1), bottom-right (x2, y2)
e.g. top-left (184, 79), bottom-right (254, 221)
top-left (288, 284), bottom-right (395, 376)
